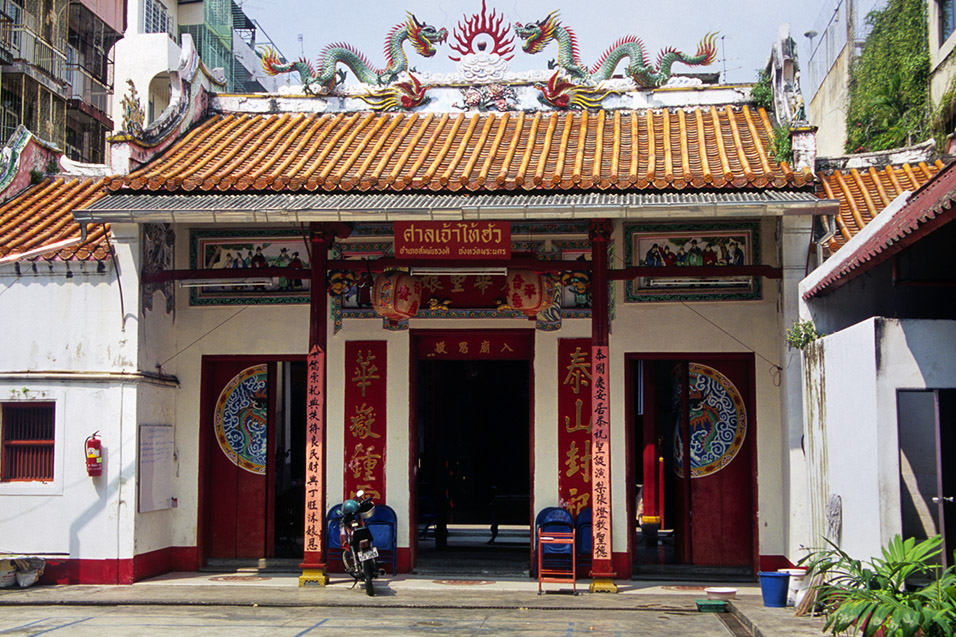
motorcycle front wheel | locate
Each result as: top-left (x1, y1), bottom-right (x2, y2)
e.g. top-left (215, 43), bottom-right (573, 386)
top-left (363, 559), bottom-right (375, 596)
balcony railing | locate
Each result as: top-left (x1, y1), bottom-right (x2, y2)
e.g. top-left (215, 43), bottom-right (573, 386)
top-left (66, 61), bottom-right (111, 115)
top-left (8, 25), bottom-right (68, 83)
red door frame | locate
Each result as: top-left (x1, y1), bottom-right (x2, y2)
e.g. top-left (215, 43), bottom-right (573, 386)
top-left (623, 352), bottom-right (759, 575)
top-left (407, 329), bottom-right (536, 571)
top-left (197, 354), bottom-right (305, 565)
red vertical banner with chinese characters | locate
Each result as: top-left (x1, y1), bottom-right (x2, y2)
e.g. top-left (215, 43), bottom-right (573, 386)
top-left (344, 341), bottom-right (387, 502)
top-left (557, 339), bottom-right (592, 518)
top-left (590, 345), bottom-right (611, 564)
top-left (304, 346), bottom-right (325, 559)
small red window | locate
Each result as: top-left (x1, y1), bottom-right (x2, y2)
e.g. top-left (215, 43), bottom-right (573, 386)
top-left (1, 403), bottom-right (55, 481)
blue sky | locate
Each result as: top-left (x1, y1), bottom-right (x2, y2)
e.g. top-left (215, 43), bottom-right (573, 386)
top-left (247, 1), bottom-right (821, 88)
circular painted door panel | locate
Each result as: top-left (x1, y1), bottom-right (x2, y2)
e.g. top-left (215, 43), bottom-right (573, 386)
top-left (673, 363), bottom-right (747, 478)
top-left (213, 364), bottom-right (268, 474)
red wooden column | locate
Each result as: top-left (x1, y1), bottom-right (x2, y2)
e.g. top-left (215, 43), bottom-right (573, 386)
top-left (588, 219), bottom-right (617, 593)
top-left (300, 223), bottom-right (332, 587)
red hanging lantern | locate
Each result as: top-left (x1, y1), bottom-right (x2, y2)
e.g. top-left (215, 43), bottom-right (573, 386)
top-left (505, 269), bottom-right (548, 317)
top-left (372, 271), bottom-right (422, 322)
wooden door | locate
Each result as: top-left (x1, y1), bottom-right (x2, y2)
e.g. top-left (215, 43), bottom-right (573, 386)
top-left (202, 360), bottom-right (275, 559)
top-left (681, 358), bottom-right (754, 567)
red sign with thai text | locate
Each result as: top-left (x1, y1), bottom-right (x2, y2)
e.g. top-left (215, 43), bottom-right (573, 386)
top-left (394, 221), bottom-right (511, 260)
top-left (344, 341), bottom-right (387, 502)
top-left (591, 345), bottom-right (611, 562)
top-left (557, 339), bottom-right (592, 518)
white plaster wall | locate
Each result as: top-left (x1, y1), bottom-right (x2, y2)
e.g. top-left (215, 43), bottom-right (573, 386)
top-left (816, 319), bottom-right (882, 558)
top-left (0, 381), bottom-right (138, 561)
top-left (781, 217), bottom-right (813, 561)
top-left (802, 318), bottom-right (956, 561)
top-left (177, 2), bottom-right (202, 26)
top-left (808, 46), bottom-right (851, 156)
top-left (111, 34), bottom-right (182, 134)
top-left (0, 233), bottom-right (137, 563)
top-left (0, 273), bottom-right (134, 371)
top-left (132, 383), bottom-right (181, 553)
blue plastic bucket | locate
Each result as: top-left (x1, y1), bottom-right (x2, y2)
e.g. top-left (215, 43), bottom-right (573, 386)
top-left (758, 572), bottom-right (790, 607)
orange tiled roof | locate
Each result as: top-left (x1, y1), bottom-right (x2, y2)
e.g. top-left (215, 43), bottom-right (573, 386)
top-left (0, 177), bottom-right (111, 262)
top-left (816, 161), bottom-right (944, 252)
top-left (107, 106), bottom-right (812, 194)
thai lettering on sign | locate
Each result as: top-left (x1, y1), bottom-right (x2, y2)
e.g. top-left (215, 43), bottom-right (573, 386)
top-left (393, 221), bottom-right (511, 260)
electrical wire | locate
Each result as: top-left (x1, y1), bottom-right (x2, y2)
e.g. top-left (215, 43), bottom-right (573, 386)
top-left (680, 301), bottom-right (783, 385)
top-left (158, 305), bottom-right (250, 367)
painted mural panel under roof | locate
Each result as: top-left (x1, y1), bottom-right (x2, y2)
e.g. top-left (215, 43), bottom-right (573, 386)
top-left (106, 106), bottom-right (812, 195)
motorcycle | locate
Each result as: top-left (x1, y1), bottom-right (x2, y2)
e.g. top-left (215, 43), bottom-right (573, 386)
top-left (340, 491), bottom-right (380, 596)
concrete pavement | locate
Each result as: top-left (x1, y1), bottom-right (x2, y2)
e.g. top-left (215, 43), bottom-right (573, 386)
top-left (0, 571), bottom-right (827, 636)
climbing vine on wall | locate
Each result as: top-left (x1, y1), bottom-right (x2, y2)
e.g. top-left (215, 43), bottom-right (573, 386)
top-left (845, 0), bottom-right (930, 153)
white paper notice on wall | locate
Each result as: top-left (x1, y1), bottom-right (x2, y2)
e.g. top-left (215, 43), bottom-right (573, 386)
top-left (139, 424), bottom-right (174, 513)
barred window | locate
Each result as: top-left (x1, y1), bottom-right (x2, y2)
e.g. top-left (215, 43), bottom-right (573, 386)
top-left (144, 0), bottom-right (174, 39)
top-left (943, 0), bottom-right (956, 43)
top-left (1, 403), bottom-right (55, 482)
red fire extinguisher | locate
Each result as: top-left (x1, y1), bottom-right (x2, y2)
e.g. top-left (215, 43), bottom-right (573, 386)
top-left (85, 432), bottom-right (103, 477)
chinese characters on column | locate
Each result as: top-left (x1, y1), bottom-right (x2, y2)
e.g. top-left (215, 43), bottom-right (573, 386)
top-left (557, 339), bottom-right (592, 517)
top-left (344, 342), bottom-right (387, 501)
top-left (304, 346), bottom-right (325, 556)
top-left (591, 345), bottom-right (611, 561)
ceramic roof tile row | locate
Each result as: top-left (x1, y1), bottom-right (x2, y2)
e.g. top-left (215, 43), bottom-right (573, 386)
top-left (815, 161), bottom-right (944, 252)
top-left (108, 106), bottom-right (812, 194)
top-left (0, 177), bottom-right (111, 262)
top-left (804, 159), bottom-right (956, 297)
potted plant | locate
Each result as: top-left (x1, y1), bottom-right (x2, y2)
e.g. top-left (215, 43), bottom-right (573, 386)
top-left (800, 534), bottom-right (956, 637)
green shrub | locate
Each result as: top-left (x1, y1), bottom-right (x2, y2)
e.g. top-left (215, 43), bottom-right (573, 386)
top-left (845, 0), bottom-right (930, 153)
top-left (801, 534), bottom-right (956, 637)
top-left (786, 319), bottom-right (820, 350)
top-left (752, 69), bottom-right (773, 111)
top-left (770, 126), bottom-right (793, 164)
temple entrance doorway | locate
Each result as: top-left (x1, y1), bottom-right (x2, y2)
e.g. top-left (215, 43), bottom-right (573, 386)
top-left (411, 331), bottom-right (533, 576)
top-left (629, 355), bottom-right (756, 579)
top-left (199, 358), bottom-right (306, 566)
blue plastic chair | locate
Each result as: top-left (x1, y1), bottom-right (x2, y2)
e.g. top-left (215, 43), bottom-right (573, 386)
top-left (575, 507), bottom-right (593, 576)
top-left (326, 504), bottom-right (344, 569)
top-left (366, 504), bottom-right (398, 574)
top-left (532, 507), bottom-right (574, 576)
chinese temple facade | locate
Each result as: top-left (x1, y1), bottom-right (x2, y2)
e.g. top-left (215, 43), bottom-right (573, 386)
top-left (1, 10), bottom-right (838, 585)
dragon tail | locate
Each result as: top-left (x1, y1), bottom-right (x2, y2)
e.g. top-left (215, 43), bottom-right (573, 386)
top-left (694, 32), bottom-right (719, 66)
top-left (259, 46), bottom-right (315, 84)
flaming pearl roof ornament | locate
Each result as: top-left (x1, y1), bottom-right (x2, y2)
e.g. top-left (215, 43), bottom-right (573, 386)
top-left (449, 0), bottom-right (514, 83)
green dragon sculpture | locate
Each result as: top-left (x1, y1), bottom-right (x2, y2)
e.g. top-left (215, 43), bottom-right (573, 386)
top-left (514, 12), bottom-right (716, 88)
top-left (260, 13), bottom-right (448, 94)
